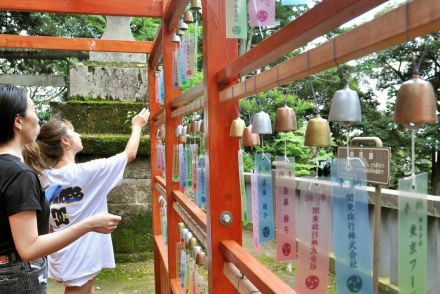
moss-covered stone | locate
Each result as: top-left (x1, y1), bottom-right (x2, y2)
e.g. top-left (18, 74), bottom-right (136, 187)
top-left (110, 208), bottom-right (153, 256)
top-left (50, 100), bottom-right (148, 134)
top-left (79, 134), bottom-right (150, 156)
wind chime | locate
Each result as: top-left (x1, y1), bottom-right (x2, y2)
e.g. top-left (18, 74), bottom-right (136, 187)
top-left (273, 102), bottom-right (297, 261)
top-left (304, 82), bottom-right (331, 178)
top-left (395, 64), bottom-right (437, 186)
top-left (274, 103), bottom-right (297, 159)
top-left (230, 110), bottom-right (248, 225)
top-left (329, 67), bottom-right (362, 166)
top-left (394, 53), bottom-right (437, 293)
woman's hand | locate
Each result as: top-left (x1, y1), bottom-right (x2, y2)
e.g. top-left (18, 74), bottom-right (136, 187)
top-left (131, 108), bottom-right (150, 130)
top-left (85, 213), bottom-right (122, 234)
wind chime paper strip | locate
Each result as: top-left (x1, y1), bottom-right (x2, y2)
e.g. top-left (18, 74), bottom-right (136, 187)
top-left (331, 158), bottom-right (373, 294)
top-left (274, 156), bottom-right (296, 261)
top-left (155, 73), bottom-right (160, 103)
top-left (251, 170), bottom-right (260, 251)
top-left (156, 142), bottom-right (162, 170)
top-left (179, 36), bottom-right (188, 85)
top-left (193, 21), bottom-right (199, 73)
top-left (192, 144), bottom-right (199, 193)
top-left (184, 253), bottom-right (191, 292)
top-left (173, 49), bottom-right (180, 88)
top-left (196, 157), bottom-right (207, 209)
top-left (238, 150), bottom-right (249, 225)
top-left (398, 172), bottom-right (427, 294)
top-left (180, 250), bottom-right (187, 289)
top-left (179, 144), bottom-right (186, 190)
top-left (226, 0), bottom-right (248, 39)
top-left (185, 145), bottom-right (193, 190)
top-left (158, 70), bottom-right (164, 104)
top-left (172, 144), bottom-right (180, 182)
top-left (161, 204), bottom-right (168, 244)
top-left (296, 180), bottom-right (331, 293)
top-left (186, 32), bottom-right (196, 78)
top-left (188, 260), bottom-right (196, 294)
top-left (282, 0), bottom-right (309, 5)
top-left (176, 241), bottom-right (185, 284)
top-left (256, 153), bottom-right (275, 243)
top-left (248, 0), bottom-right (276, 27)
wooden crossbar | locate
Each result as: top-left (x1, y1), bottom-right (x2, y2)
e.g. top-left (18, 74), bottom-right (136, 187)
top-left (0, 0), bottom-right (162, 17)
top-left (216, 0), bottom-right (387, 84)
top-left (0, 34), bottom-right (152, 53)
top-left (219, 0), bottom-right (440, 102)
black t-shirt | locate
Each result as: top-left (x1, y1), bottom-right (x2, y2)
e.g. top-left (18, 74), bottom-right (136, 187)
top-left (0, 154), bottom-right (49, 255)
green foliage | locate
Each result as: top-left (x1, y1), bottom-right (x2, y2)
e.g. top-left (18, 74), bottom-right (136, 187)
top-left (80, 134), bottom-right (150, 156)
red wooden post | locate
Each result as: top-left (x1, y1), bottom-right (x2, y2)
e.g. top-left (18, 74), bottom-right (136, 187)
top-left (201, 0), bottom-right (241, 293)
top-left (162, 21), bottom-right (182, 284)
top-left (148, 61), bottom-right (162, 294)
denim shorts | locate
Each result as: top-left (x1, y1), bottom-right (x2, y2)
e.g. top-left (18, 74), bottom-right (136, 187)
top-left (0, 257), bottom-right (48, 294)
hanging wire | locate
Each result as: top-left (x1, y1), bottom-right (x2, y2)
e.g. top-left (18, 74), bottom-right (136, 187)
top-left (411, 129), bottom-right (416, 189)
top-left (309, 81), bottom-right (321, 115)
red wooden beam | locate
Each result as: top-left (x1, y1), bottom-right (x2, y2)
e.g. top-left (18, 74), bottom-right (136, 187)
top-left (216, 0), bottom-right (387, 84)
top-left (163, 0), bottom-right (190, 32)
top-left (162, 21), bottom-right (182, 281)
top-left (172, 191), bottom-right (207, 231)
top-left (202, 0), bottom-right (241, 293)
top-left (0, 34), bottom-right (152, 53)
top-left (0, 0), bottom-right (162, 17)
top-left (220, 240), bottom-right (295, 294)
top-left (148, 25), bottom-right (163, 67)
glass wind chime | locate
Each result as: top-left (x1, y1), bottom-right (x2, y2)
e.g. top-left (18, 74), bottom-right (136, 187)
top-left (394, 56), bottom-right (437, 294)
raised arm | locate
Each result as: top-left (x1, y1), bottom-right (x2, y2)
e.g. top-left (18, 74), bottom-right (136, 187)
top-left (125, 108), bottom-right (150, 162)
top-left (9, 211), bottom-right (121, 262)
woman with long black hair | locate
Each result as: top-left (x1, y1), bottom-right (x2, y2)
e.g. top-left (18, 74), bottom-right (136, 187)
top-left (0, 84), bottom-right (122, 294)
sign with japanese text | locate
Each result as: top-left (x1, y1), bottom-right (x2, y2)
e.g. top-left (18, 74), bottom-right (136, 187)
top-left (196, 157), bottom-right (207, 210)
top-left (297, 181), bottom-right (331, 293)
top-left (226, 0), bottom-right (248, 39)
top-left (332, 158), bottom-right (373, 294)
top-left (398, 173), bottom-right (427, 294)
top-left (185, 145), bottom-right (193, 190)
top-left (172, 144), bottom-right (180, 182)
top-left (179, 144), bottom-right (185, 189)
top-left (274, 157), bottom-right (296, 261)
top-left (251, 170), bottom-right (260, 251)
top-left (256, 154), bottom-right (274, 243)
top-left (338, 147), bottom-right (390, 185)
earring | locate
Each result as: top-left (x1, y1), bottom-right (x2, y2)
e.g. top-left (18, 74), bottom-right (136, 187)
top-left (66, 146), bottom-right (70, 150)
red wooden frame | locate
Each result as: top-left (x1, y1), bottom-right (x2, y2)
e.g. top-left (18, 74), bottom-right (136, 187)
top-left (0, 0), bottom-right (162, 17)
top-left (0, 34), bottom-right (153, 53)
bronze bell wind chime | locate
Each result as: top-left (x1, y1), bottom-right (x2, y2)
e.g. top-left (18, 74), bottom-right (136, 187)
top-left (304, 82), bottom-right (332, 178)
top-left (274, 102), bottom-right (297, 160)
top-left (394, 59), bottom-right (438, 188)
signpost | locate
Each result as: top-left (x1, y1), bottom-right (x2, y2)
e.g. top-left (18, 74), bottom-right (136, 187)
top-left (338, 137), bottom-right (390, 294)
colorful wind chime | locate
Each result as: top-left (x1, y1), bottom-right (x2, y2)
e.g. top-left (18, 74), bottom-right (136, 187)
top-left (394, 53), bottom-right (437, 293)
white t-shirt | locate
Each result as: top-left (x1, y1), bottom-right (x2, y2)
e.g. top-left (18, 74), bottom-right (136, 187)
top-left (43, 152), bottom-right (128, 281)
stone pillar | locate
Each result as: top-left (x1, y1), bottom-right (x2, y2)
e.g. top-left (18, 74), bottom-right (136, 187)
top-left (69, 16), bottom-right (148, 101)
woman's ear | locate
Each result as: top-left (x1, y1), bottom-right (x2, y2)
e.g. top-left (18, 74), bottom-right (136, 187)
top-left (14, 114), bottom-right (24, 134)
top-left (60, 136), bottom-right (71, 150)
